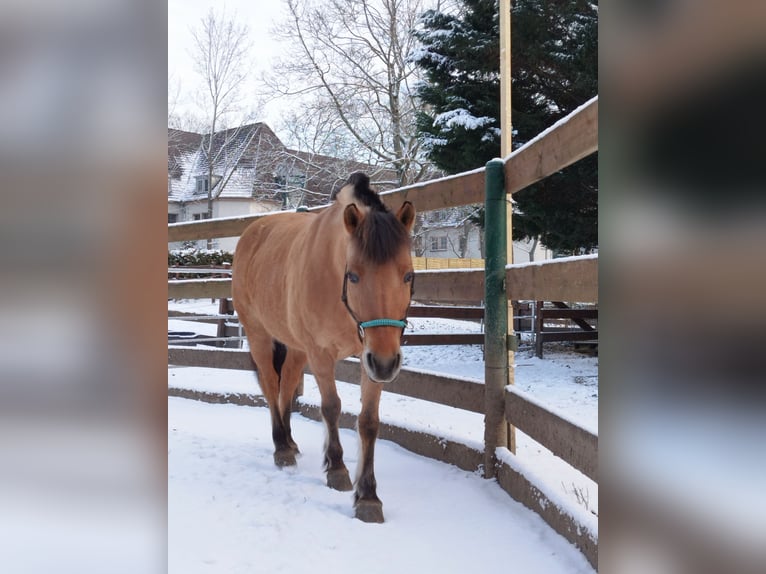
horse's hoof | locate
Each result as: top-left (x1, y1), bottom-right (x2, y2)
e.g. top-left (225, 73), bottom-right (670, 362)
top-left (274, 449), bottom-right (297, 467)
top-left (326, 468), bottom-right (353, 491)
top-left (354, 499), bottom-right (384, 523)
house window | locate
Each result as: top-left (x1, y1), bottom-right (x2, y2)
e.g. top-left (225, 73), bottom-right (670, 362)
top-left (193, 213), bottom-right (210, 221)
top-left (432, 210), bottom-right (447, 222)
top-left (275, 173), bottom-right (307, 190)
top-left (195, 177), bottom-right (210, 194)
top-left (430, 236), bottom-right (448, 252)
top-left (168, 213), bottom-right (178, 224)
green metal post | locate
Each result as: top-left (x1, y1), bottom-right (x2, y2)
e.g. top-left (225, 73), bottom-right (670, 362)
top-left (483, 159), bottom-right (509, 478)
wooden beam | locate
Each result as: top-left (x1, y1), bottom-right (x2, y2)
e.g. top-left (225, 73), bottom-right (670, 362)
top-left (506, 255), bottom-right (598, 302)
top-left (540, 331), bottom-right (599, 343)
top-left (167, 348), bottom-right (485, 414)
top-left (168, 259), bottom-right (597, 304)
top-left (167, 269), bottom-right (484, 305)
top-left (541, 308), bottom-right (598, 320)
top-left (413, 269), bottom-right (484, 305)
top-left (504, 96), bottom-right (598, 196)
top-left (168, 259), bottom-right (596, 305)
top-left (334, 359), bottom-right (484, 414)
top-left (495, 460), bottom-right (597, 570)
top-left (168, 346), bottom-right (255, 370)
top-left (549, 300), bottom-right (596, 331)
top-left (378, 168), bottom-right (485, 214)
top-left (168, 210), bottom-right (285, 242)
top-left (504, 386), bottom-right (597, 481)
top-left (401, 333), bottom-right (485, 346)
top-left (168, 169), bottom-right (487, 245)
top-left (168, 278), bottom-right (232, 300)
top-left (407, 305), bottom-right (484, 320)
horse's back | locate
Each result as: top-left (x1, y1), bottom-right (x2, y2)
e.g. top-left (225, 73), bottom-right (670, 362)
top-left (232, 212), bottom-right (313, 344)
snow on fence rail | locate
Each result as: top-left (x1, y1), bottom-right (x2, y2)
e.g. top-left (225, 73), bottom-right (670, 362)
top-left (168, 97), bottom-right (599, 569)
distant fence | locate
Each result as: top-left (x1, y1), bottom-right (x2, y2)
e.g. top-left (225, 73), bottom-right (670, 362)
top-left (168, 96), bottom-right (599, 569)
top-left (412, 257), bottom-right (484, 270)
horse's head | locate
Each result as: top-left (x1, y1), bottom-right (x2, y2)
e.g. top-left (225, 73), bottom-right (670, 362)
top-left (341, 189), bottom-right (416, 383)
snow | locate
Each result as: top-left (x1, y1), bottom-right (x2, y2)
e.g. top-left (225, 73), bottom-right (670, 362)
top-left (169, 398), bottom-right (593, 574)
top-left (168, 301), bottom-right (598, 572)
top-left (433, 108), bottom-right (496, 131)
top-left (506, 252), bottom-right (598, 270)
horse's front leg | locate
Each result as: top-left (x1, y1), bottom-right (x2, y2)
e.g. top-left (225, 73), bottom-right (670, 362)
top-left (354, 371), bottom-right (384, 523)
top-left (308, 353), bottom-right (353, 492)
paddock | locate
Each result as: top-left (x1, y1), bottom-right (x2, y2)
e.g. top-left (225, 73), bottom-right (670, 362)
top-left (169, 97), bottom-right (599, 569)
top-left (169, 369), bottom-right (594, 574)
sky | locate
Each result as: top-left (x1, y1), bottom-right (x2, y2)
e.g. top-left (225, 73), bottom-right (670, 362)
top-left (168, 0), bottom-right (286, 128)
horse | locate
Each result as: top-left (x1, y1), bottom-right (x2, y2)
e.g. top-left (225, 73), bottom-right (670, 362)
top-left (232, 172), bottom-right (416, 523)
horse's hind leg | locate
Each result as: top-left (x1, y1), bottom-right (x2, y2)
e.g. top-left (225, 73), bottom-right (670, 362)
top-left (276, 347), bottom-right (307, 455)
top-left (354, 371), bottom-right (384, 523)
top-left (308, 353), bottom-right (353, 492)
top-left (244, 326), bottom-right (297, 467)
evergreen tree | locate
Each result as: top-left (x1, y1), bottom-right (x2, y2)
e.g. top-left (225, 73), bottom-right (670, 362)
top-left (413, 0), bottom-right (598, 254)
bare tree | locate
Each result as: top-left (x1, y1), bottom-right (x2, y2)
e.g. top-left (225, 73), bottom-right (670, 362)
top-left (190, 8), bottom-right (258, 222)
top-left (266, 0), bottom-right (435, 187)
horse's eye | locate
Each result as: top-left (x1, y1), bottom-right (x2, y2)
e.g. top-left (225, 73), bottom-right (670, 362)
top-left (347, 272), bottom-right (360, 284)
top-left (404, 272), bottom-right (414, 284)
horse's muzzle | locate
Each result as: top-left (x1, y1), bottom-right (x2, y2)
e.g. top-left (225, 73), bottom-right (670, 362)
top-left (362, 350), bottom-right (402, 383)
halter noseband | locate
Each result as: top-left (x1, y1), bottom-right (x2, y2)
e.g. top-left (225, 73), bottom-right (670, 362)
top-left (341, 267), bottom-right (414, 342)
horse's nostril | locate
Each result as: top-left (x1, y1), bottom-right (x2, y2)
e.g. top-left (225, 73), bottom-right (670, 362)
top-left (363, 351), bottom-right (402, 382)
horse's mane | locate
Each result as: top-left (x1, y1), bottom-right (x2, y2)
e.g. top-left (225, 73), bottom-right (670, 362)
top-left (335, 172), bottom-right (410, 264)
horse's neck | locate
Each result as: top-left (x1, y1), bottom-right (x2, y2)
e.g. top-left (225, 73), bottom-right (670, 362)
top-left (309, 201), bottom-right (350, 260)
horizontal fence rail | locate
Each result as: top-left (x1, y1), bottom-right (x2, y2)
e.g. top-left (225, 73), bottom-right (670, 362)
top-left (168, 255), bottom-right (597, 305)
top-left (507, 255), bottom-right (598, 303)
top-left (504, 386), bottom-right (597, 481)
top-left (503, 96), bottom-right (598, 196)
top-left (168, 347), bottom-right (485, 414)
top-left (407, 305), bottom-right (484, 320)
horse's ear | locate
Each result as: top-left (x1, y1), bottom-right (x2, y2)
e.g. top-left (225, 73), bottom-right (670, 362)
top-left (343, 203), bottom-right (362, 234)
top-left (396, 201), bottom-right (416, 233)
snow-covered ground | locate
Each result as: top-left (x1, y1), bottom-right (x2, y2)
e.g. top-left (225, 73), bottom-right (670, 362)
top-left (168, 300), bottom-right (598, 573)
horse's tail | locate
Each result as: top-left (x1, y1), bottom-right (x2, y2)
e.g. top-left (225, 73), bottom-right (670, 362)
top-left (272, 339), bottom-right (287, 380)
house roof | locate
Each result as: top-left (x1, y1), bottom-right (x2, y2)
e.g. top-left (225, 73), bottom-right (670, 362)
top-left (168, 129), bottom-right (202, 178)
top-left (167, 123), bottom-right (398, 209)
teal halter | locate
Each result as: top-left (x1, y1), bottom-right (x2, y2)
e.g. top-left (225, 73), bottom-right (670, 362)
top-left (359, 318), bottom-right (407, 329)
top-left (341, 268), bottom-right (413, 342)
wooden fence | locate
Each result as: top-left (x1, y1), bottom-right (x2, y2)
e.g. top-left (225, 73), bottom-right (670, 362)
top-left (412, 257), bottom-right (484, 270)
top-left (168, 96), bottom-right (599, 569)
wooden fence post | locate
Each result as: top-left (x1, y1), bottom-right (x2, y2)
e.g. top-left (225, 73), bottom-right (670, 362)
top-left (483, 159), bottom-right (509, 478)
top-left (535, 300), bottom-right (544, 358)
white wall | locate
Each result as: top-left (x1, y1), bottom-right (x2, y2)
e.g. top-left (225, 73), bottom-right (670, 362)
top-left (168, 199), bottom-right (281, 253)
top-left (512, 238), bottom-right (553, 263)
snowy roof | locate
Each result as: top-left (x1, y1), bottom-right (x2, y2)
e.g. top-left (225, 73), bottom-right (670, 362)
top-left (167, 124), bottom-right (400, 208)
top-left (168, 123), bottom-right (285, 203)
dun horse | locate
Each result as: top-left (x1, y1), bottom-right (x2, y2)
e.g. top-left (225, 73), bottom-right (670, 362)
top-left (232, 172), bottom-right (415, 523)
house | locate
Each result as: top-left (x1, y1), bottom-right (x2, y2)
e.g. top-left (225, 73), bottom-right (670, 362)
top-left (168, 123), bottom-right (398, 251)
top-left (414, 206), bottom-right (553, 263)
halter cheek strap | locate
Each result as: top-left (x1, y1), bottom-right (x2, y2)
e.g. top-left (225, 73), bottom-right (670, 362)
top-left (341, 268), bottom-right (414, 342)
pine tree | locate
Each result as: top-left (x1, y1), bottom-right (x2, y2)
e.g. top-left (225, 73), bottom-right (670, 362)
top-left (413, 0), bottom-right (598, 254)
